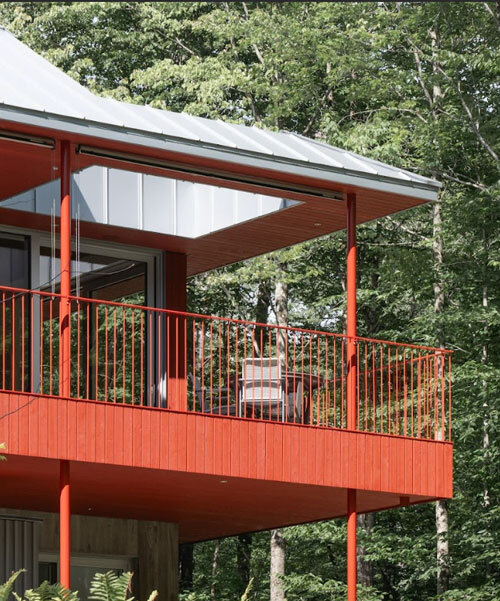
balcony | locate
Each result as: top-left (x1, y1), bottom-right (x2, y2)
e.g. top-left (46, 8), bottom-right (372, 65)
top-left (0, 285), bottom-right (453, 541)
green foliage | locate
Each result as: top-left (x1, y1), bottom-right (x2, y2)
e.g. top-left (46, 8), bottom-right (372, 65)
top-left (0, 571), bottom-right (25, 601)
top-left (0, 571), bottom-right (156, 601)
top-left (14, 581), bottom-right (79, 601)
top-left (0, 2), bottom-right (498, 600)
top-left (88, 571), bottom-right (135, 601)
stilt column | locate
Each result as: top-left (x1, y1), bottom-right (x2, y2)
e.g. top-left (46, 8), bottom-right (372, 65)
top-left (346, 192), bottom-right (357, 601)
top-left (59, 140), bottom-right (72, 589)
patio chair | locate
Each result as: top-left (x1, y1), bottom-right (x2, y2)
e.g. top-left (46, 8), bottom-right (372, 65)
top-left (189, 374), bottom-right (236, 416)
top-left (239, 357), bottom-right (285, 421)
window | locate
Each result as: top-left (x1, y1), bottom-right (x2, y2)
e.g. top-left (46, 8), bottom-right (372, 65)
top-left (38, 554), bottom-right (133, 601)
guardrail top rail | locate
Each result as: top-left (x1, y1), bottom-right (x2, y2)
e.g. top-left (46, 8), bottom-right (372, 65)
top-left (0, 285), bottom-right (452, 441)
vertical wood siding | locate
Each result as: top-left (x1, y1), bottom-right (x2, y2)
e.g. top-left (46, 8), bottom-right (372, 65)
top-left (0, 391), bottom-right (453, 499)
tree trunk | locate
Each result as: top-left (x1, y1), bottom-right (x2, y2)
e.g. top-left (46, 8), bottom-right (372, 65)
top-left (433, 192), bottom-right (450, 596)
top-left (270, 274), bottom-right (288, 601)
top-left (237, 533), bottom-right (252, 596)
top-left (428, 17), bottom-right (450, 597)
top-left (210, 539), bottom-right (220, 601)
top-left (270, 528), bottom-right (286, 601)
top-left (481, 220), bottom-right (490, 577)
top-left (178, 543), bottom-right (194, 592)
top-left (357, 513), bottom-right (374, 587)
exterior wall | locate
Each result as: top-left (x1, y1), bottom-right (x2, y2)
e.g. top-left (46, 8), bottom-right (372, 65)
top-left (2, 166), bottom-right (296, 239)
top-left (0, 509), bottom-right (178, 601)
top-left (0, 515), bottom-right (40, 593)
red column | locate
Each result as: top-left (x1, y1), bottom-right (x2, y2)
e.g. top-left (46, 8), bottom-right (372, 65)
top-left (59, 459), bottom-right (71, 588)
top-left (165, 252), bottom-right (188, 411)
top-left (59, 140), bottom-right (72, 589)
top-left (346, 192), bottom-right (357, 601)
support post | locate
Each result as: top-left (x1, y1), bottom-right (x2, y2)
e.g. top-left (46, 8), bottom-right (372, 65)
top-left (346, 192), bottom-right (357, 601)
top-left (164, 252), bottom-right (187, 411)
top-left (59, 140), bottom-right (72, 589)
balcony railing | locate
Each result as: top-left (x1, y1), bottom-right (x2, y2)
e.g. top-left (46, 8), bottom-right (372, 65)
top-left (0, 285), bottom-right (452, 440)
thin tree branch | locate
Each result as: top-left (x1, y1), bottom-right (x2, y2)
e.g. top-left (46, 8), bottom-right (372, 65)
top-left (435, 64), bottom-right (498, 161)
top-left (483, 2), bottom-right (500, 33)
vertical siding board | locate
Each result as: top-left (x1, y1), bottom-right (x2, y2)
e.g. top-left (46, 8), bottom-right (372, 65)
top-left (356, 434), bottom-right (366, 490)
top-left (290, 427), bottom-right (300, 483)
top-left (298, 428), bottom-right (308, 482)
top-left (177, 413), bottom-right (188, 472)
top-left (264, 424), bottom-right (273, 481)
top-left (122, 403), bottom-right (133, 468)
top-left (85, 402), bottom-right (96, 463)
top-left (40, 395), bottom-right (48, 457)
top-left (445, 444), bottom-right (453, 497)
top-left (412, 440), bottom-right (420, 496)
top-left (248, 421), bottom-right (257, 479)
top-left (57, 397), bottom-right (68, 458)
top-left (429, 442), bottom-right (437, 497)
top-left (308, 429), bottom-right (316, 485)
top-left (0, 395), bottom-right (7, 452)
top-left (95, 403), bottom-right (106, 463)
top-left (113, 405), bottom-right (124, 466)
top-left (255, 423), bottom-right (266, 480)
top-left (282, 426), bottom-right (291, 482)
top-left (274, 424), bottom-right (284, 482)
top-left (194, 416), bottom-right (206, 474)
top-left (213, 418), bottom-right (223, 475)
top-left (104, 404), bottom-right (115, 464)
top-left (365, 435), bottom-right (373, 491)
top-left (380, 436), bottom-right (389, 492)
top-left (149, 410), bottom-right (160, 471)
top-left (166, 411), bottom-right (177, 471)
top-left (47, 396), bottom-right (58, 458)
top-left (436, 443), bottom-right (444, 498)
top-left (142, 410), bottom-right (152, 468)
top-left (67, 401), bottom-right (77, 460)
top-left (315, 429), bottom-right (325, 486)
top-left (18, 395), bottom-right (29, 456)
top-left (74, 399), bottom-right (88, 461)
top-left (186, 414), bottom-right (197, 473)
top-left (349, 432), bottom-right (358, 490)
top-left (372, 434), bottom-right (381, 491)
top-left (231, 419), bottom-right (241, 478)
top-left (240, 420), bottom-right (249, 480)
top-left (204, 416), bottom-right (215, 475)
top-left (222, 419), bottom-right (232, 476)
top-left (404, 438), bottom-right (413, 494)
top-left (27, 396), bottom-right (38, 456)
top-left (397, 438), bottom-right (406, 494)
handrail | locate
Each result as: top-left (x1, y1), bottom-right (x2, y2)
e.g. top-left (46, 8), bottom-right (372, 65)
top-left (0, 285), bottom-right (452, 354)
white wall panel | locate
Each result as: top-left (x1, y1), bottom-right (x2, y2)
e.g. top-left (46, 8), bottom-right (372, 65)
top-left (0, 167), bottom-right (299, 239)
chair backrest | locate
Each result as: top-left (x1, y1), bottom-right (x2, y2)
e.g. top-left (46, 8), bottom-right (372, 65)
top-left (241, 357), bottom-right (282, 402)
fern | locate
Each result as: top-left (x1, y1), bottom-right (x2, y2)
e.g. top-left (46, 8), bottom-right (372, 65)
top-left (0, 570), bottom-right (25, 601)
top-left (21, 581), bottom-right (79, 601)
top-left (88, 572), bottom-right (134, 601)
top-left (240, 578), bottom-right (254, 601)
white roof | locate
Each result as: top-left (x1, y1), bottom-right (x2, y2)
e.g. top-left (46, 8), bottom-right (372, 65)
top-left (0, 27), bottom-right (440, 200)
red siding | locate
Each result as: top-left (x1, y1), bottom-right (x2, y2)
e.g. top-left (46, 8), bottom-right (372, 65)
top-left (0, 390), bottom-right (452, 500)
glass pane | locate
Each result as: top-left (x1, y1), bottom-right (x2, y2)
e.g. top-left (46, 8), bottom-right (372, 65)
top-left (0, 232), bottom-right (30, 390)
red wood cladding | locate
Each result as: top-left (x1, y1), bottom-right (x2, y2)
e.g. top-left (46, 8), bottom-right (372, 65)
top-left (0, 391), bottom-right (453, 501)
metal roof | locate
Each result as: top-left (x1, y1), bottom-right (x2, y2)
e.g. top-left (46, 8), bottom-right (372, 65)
top-left (0, 27), bottom-right (440, 201)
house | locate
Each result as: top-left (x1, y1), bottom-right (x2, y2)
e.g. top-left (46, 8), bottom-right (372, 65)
top-left (0, 28), bottom-right (452, 601)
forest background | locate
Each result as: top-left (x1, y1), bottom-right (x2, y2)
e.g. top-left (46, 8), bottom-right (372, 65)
top-left (0, 3), bottom-right (498, 601)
